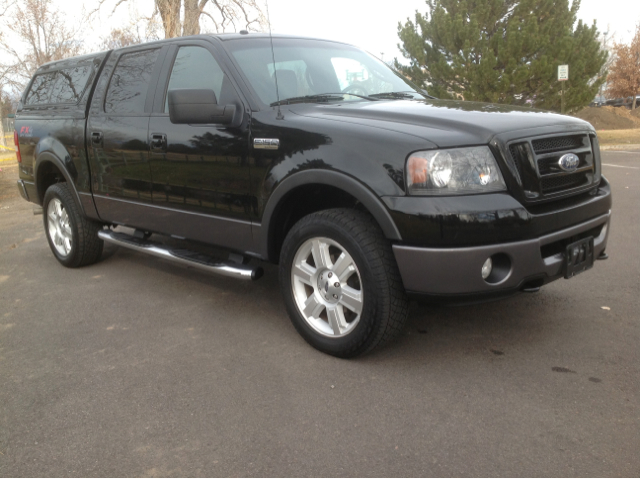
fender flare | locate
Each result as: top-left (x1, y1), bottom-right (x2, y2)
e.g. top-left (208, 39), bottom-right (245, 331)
top-left (258, 169), bottom-right (402, 261)
top-left (34, 150), bottom-right (85, 215)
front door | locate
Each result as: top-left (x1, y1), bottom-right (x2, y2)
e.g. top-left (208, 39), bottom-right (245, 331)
top-left (147, 43), bottom-right (253, 252)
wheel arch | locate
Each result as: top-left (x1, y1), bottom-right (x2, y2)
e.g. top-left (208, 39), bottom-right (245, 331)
top-left (258, 170), bottom-right (402, 263)
top-left (34, 150), bottom-right (85, 216)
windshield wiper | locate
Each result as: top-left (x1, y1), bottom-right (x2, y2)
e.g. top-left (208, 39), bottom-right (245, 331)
top-left (270, 93), bottom-right (377, 107)
top-left (369, 91), bottom-right (437, 100)
top-left (369, 91), bottom-right (418, 100)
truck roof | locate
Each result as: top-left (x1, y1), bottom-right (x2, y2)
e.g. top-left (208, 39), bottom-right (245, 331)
top-left (36, 33), bottom-right (352, 72)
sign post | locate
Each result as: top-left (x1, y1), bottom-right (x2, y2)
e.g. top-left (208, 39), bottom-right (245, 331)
top-left (558, 65), bottom-right (569, 114)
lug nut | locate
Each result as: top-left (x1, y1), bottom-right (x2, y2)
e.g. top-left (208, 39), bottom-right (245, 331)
top-left (333, 294), bottom-right (338, 299)
top-left (328, 272), bottom-right (333, 278)
top-left (334, 282), bottom-right (339, 287)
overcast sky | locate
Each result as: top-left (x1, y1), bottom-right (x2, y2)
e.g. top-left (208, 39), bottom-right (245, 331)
top-left (54, 0), bottom-right (640, 61)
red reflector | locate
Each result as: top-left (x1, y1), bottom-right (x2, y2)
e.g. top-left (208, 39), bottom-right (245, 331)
top-left (14, 130), bottom-right (21, 163)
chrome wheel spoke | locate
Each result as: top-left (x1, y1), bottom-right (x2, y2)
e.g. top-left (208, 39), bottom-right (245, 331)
top-left (340, 285), bottom-right (363, 314)
top-left (311, 239), bottom-right (331, 269)
top-left (332, 252), bottom-right (356, 283)
top-left (331, 252), bottom-right (350, 279)
top-left (302, 294), bottom-right (325, 319)
top-left (327, 306), bottom-right (348, 335)
top-left (292, 262), bottom-right (315, 286)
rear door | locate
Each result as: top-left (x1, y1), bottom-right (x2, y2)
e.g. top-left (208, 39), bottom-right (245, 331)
top-left (146, 40), bottom-right (253, 252)
top-left (87, 45), bottom-right (168, 224)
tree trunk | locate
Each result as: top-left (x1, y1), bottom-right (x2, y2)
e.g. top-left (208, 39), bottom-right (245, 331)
top-left (156, 0), bottom-right (182, 38)
top-left (0, 103), bottom-right (7, 148)
top-left (183, 0), bottom-right (201, 36)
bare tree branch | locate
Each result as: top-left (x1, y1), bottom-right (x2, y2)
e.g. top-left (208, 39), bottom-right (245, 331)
top-left (0, 0), bottom-right (84, 94)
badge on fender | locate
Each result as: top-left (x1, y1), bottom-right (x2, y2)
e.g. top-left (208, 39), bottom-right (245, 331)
top-left (253, 138), bottom-right (280, 150)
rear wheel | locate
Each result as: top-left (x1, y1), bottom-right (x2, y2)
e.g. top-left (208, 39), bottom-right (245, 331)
top-left (279, 208), bottom-right (408, 358)
top-left (43, 183), bottom-right (104, 267)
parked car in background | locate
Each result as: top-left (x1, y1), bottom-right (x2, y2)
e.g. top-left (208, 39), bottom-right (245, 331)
top-left (623, 96), bottom-right (640, 109)
top-left (604, 96), bottom-right (639, 109)
top-left (605, 98), bottom-right (625, 108)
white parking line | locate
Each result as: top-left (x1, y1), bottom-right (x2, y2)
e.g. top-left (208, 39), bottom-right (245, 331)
top-left (602, 163), bottom-right (640, 169)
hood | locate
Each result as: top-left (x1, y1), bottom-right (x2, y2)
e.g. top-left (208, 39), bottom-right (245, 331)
top-left (291, 99), bottom-right (594, 148)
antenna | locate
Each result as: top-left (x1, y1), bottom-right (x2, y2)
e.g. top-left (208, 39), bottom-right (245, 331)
top-left (265, 0), bottom-right (284, 120)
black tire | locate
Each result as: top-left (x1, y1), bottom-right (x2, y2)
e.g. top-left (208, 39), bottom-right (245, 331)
top-left (43, 182), bottom-right (104, 268)
top-left (279, 208), bottom-right (408, 358)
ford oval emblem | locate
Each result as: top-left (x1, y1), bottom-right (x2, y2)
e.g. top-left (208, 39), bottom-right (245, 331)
top-left (558, 153), bottom-right (580, 172)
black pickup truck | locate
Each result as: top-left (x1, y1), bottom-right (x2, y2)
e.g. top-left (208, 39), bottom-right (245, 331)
top-left (15, 33), bottom-right (611, 357)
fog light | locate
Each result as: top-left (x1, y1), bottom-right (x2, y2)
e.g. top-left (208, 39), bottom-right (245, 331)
top-left (481, 257), bottom-right (493, 280)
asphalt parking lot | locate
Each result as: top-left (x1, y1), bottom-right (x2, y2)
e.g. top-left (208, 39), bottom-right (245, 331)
top-left (1, 150), bottom-right (638, 477)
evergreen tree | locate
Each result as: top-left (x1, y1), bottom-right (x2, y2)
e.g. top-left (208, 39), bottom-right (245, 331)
top-left (396, 0), bottom-right (607, 113)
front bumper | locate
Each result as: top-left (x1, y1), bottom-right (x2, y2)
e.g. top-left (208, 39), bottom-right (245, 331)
top-left (393, 211), bottom-right (610, 296)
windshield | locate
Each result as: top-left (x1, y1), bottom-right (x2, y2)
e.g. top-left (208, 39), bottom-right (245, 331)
top-left (224, 37), bottom-right (426, 107)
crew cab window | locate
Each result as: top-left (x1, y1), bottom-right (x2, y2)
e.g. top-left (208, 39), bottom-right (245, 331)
top-left (49, 65), bottom-right (93, 103)
top-left (24, 62), bottom-right (98, 106)
top-left (105, 49), bottom-right (160, 114)
top-left (25, 73), bottom-right (57, 105)
top-left (164, 46), bottom-right (225, 112)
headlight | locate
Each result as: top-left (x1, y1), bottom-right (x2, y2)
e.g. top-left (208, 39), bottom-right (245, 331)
top-left (406, 146), bottom-right (507, 195)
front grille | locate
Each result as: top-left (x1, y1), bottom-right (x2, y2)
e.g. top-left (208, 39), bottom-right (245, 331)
top-left (508, 133), bottom-right (596, 202)
top-left (509, 144), bottom-right (525, 179)
top-left (532, 135), bottom-right (584, 153)
top-left (537, 155), bottom-right (588, 175)
top-left (541, 172), bottom-right (589, 193)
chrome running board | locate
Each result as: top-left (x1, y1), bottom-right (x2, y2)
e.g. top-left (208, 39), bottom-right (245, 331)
top-left (98, 230), bottom-right (263, 281)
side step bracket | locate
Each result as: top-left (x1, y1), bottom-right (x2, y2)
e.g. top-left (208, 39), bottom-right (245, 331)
top-left (98, 230), bottom-right (263, 281)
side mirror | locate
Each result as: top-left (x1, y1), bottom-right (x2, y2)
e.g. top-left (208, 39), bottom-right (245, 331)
top-left (168, 89), bottom-right (236, 125)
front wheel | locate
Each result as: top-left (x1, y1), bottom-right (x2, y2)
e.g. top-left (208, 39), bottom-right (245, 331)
top-left (43, 182), bottom-right (104, 267)
top-left (279, 209), bottom-right (408, 358)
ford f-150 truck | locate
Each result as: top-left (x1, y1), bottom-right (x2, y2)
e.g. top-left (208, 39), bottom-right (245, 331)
top-left (15, 33), bottom-right (612, 357)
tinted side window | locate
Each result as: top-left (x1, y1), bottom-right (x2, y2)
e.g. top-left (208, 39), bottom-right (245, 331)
top-left (164, 46), bottom-right (225, 112)
top-left (25, 73), bottom-right (57, 105)
top-left (105, 49), bottom-right (160, 114)
top-left (49, 65), bottom-right (93, 103)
